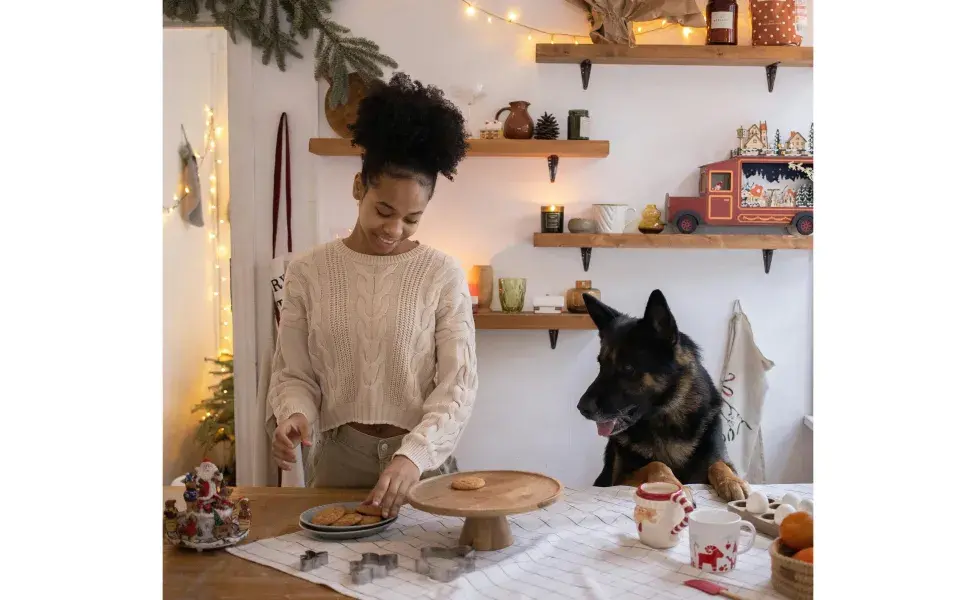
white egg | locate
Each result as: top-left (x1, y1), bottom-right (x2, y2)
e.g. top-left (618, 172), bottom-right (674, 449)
top-left (774, 503), bottom-right (797, 525)
top-left (798, 498), bottom-right (814, 516)
top-left (745, 491), bottom-right (769, 514)
top-left (780, 492), bottom-right (801, 508)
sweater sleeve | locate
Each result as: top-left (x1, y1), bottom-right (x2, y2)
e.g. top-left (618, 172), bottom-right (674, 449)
top-left (394, 259), bottom-right (478, 473)
top-left (267, 261), bottom-right (322, 427)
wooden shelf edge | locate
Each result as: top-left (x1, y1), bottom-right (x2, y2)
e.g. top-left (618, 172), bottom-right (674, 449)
top-left (533, 233), bottom-right (813, 250)
top-left (473, 311), bottom-right (596, 331)
top-left (536, 44), bottom-right (813, 67)
top-left (309, 138), bottom-right (610, 158)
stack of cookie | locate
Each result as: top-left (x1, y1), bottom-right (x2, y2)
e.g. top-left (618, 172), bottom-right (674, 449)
top-left (311, 503), bottom-right (386, 527)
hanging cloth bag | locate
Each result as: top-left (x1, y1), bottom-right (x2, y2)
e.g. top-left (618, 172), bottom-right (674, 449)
top-left (257, 113), bottom-right (306, 487)
top-left (717, 300), bottom-right (774, 484)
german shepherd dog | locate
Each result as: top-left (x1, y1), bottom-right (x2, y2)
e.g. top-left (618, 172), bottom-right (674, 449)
top-left (577, 290), bottom-right (751, 502)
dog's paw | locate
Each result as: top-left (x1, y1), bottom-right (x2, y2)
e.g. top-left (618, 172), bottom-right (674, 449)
top-left (714, 476), bottom-right (751, 502)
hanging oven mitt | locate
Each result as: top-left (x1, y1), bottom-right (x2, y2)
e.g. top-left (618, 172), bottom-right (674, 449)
top-left (179, 137), bottom-right (204, 227)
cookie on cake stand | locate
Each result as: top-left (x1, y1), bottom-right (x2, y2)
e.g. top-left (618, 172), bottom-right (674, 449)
top-left (164, 459), bottom-right (250, 551)
top-left (407, 470), bottom-right (563, 551)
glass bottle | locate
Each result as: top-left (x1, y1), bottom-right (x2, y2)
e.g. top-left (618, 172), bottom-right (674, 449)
top-left (706, 0), bottom-right (738, 45)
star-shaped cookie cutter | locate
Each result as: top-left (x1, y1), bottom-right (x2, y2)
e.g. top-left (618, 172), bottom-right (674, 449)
top-left (415, 545), bottom-right (476, 582)
top-left (299, 550), bottom-right (329, 572)
top-left (349, 552), bottom-right (399, 584)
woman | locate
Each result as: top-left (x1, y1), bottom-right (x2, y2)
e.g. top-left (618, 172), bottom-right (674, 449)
top-left (268, 73), bottom-right (477, 518)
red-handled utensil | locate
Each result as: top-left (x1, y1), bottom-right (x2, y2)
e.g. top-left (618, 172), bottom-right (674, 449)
top-left (683, 579), bottom-right (746, 599)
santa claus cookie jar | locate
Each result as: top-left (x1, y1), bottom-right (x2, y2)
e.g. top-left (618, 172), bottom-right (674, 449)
top-left (164, 459), bottom-right (250, 551)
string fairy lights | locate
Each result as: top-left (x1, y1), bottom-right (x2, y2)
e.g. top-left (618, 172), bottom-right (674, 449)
top-left (164, 102), bottom-right (233, 358)
top-left (458, 0), bottom-right (686, 44)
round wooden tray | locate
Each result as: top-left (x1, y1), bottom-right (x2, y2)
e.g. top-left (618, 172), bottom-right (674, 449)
top-left (406, 470), bottom-right (563, 551)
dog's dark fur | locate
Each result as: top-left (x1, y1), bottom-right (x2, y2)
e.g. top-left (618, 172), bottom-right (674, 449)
top-left (577, 290), bottom-right (749, 500)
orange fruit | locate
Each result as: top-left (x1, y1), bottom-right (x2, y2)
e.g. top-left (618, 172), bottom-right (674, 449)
top-left (793, 547), bottom-right (813, 564)
top-left (780, 511), bottom-right (814, 550)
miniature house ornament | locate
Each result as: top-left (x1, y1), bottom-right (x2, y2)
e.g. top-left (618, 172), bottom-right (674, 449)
top-left (164, 459), bottom-right (250, 551)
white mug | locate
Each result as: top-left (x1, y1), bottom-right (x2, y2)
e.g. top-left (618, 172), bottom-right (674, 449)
top-left (688, 509), bottom-right (756, 572)
top-left (593, 204), bottom-right (638, 233)
top-left (632, 482), bottom-right (694, 549)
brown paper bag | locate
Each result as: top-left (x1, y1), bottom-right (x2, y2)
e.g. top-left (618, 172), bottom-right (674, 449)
top-left (565, 0), bottom-right (706, 45)
top-left (750, 0), bottom-right (803, 46)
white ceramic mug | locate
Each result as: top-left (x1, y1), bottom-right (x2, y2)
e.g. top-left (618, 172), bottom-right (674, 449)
top-left (632, 482), bottom-right (694, 549)
top-left (593, 204), bottom-right (638, 233)
top-left (688, 509), bottom-right (756, 572)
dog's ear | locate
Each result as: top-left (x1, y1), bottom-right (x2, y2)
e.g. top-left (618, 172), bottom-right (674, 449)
top-left (643, 289), bottom-right (678, 345)
top-left (583, 293), bottom-right (621, 331)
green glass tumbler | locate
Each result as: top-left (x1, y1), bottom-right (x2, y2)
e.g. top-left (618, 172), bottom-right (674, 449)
top-left (498, 278), bottom-right (527, 313)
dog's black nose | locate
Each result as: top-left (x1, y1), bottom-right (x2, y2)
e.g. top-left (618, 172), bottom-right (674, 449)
top-left (577, 397), bottom-right (597, 419)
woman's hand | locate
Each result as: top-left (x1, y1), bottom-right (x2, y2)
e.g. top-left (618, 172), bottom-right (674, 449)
top-left (272, 413), bottom-right (311, 471)
top-left (366, 455), bottom-right (421, 518)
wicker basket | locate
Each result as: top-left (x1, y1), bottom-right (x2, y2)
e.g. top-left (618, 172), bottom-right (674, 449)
top-left (769, 539), bottom-right (813, 600)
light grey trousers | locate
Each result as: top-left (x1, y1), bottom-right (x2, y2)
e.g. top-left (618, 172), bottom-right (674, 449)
top-left (306, 424), bottom-right (458, 488)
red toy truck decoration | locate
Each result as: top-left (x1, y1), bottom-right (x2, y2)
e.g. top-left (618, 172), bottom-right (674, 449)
top-left (666, 156), bottom-right (813, 236)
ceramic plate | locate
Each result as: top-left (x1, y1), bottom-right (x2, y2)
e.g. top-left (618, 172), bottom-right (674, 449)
top-left (298, 519), bottom-right (396, 541)
top-left (299, 502), bottom-right (397, 532)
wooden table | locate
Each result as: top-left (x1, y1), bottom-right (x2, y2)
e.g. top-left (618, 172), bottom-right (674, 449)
top-left (163, 486), bottom-right (367, 599)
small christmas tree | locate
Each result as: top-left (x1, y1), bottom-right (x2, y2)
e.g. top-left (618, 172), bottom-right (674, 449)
top-left (795, 186), bottom-right (814, 208)
top-left (774, 129), bottom-right (782, 155)
top-left (191, 354), bottom-right (236, 484)
top-left (808, 123), bottom-right (814, 154)
top-left (534, 113), bottom-right (559, 140)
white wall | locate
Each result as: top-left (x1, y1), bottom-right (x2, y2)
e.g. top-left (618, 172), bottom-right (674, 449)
top-left (162, 29), bottom-right (228, 483)
top-left (232, 0), bottom-right (814, 486)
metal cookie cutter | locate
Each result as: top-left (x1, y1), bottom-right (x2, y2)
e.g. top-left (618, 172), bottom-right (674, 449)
top-left (299, 550), bottom-right (329, 571)
top-left (415, 545), bottom-right (476, 583)
top-left (349, 552), bottom-right (399, 584)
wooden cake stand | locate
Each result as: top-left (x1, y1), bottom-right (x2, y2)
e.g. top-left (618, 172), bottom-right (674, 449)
top-left (406, 470), bottom-right (563, 551)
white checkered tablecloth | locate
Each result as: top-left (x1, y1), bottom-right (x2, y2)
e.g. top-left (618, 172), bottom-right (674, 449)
top-left (227, 484), bottom-right (812, 600)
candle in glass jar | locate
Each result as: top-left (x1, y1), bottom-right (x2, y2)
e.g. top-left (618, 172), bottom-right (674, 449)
top-left (541, 204), bottom-right (565, 233)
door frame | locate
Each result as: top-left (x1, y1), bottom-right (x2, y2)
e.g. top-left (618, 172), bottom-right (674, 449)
top-left (164, 19), bottom-right (264, 485)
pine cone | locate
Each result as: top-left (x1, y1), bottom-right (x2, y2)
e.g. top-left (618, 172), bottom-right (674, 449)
top-left (534, 113), bottom-right (559, 140)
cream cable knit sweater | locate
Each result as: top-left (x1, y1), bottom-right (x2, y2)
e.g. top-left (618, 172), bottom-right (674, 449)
top-left (267, 239), bottom-right (478, 473)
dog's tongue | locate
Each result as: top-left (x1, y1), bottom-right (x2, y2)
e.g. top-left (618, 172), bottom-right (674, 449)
top-left (596, 420), bottom-right (616, 437)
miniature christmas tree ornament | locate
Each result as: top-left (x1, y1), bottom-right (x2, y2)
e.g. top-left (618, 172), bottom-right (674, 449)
top-left (164, 459), bottom-right (250, 551)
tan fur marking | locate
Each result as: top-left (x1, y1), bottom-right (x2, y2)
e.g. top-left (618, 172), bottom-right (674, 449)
top-left (708, 461), bottom-right (751, 501)
top-left (661, 374), bottom-right (699, 421)
top-left (635, 439), bottom-right (697, 467)
top-left (674, 345), bottom-right (695, 368)
top-left (640, 373), bottom-right (667, 393)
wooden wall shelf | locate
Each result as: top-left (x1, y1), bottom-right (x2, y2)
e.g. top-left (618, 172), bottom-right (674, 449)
top-left (473, 311), bottom-right (595, 349)
top-left (309, 138), bottom-right (609, 158)
top-left (309, 138), bottom-right (608, 182)
top-left (536, 44), bottom-right (813, 67)
top-left (536, 44), bottom-right (813, 92)
top-left (533, 233), bottom-right (813, 274)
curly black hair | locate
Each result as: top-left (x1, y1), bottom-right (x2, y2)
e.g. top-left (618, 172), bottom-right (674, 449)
top-left (350, 72), bottom-right (468, 195)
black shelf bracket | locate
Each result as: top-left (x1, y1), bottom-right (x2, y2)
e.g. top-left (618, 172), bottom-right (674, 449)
top-left (548, 329), bottom-right (559, 349)
top-left (762, 249), bottom-right (774, 274)
top-left (580, 59), bottom-right (592, 90)
top-left (581, 247), bottom-right (592, 271)
top-left (765, 62), bottom-right (780, 93)
top-left (547, 154), bottom-right (559, 182)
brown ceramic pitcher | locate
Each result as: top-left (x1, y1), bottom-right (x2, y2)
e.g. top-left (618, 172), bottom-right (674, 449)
top-left (495, 101), bottom-right (534, 139)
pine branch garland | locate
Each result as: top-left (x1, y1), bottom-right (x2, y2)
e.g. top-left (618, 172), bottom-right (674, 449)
top-left (164, 0), bottom-right (397, 107)
top-left (165, 0), bottom-right (201, 22)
